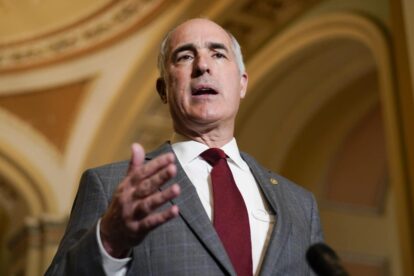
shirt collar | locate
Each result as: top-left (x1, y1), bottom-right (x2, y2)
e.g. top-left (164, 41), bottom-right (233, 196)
top-left (171, 133), bottom-right (249, 171)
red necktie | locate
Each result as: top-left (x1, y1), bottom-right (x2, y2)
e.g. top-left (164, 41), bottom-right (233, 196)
top-left (201, 148), bottom-right (253, 276)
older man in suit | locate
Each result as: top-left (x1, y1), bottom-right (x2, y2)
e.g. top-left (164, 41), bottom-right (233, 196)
top-left (46, 18), bottom-right (323, 275)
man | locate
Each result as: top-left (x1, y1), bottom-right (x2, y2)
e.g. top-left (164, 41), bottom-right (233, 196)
top-left (46, 18), bottom-right (323, 275)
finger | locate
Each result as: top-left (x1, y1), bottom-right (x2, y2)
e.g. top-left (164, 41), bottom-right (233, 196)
top-left (136, 205), bottom-right (180, 234)
top-left (128, 143), bottom-right (145, 175)
top-left (134, 184), bottom-right (180, 219)
top-left (133, 163), bottom-right (177, 198)
top-left (130, 152), bottom-right (175, 184)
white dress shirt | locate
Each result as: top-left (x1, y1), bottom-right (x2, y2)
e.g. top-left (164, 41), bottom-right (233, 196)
top-left (98, 137), bottom-right (275, 275)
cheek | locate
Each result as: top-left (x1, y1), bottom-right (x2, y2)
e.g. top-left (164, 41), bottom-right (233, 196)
top-left (167, 86), bottom-right (188, 114)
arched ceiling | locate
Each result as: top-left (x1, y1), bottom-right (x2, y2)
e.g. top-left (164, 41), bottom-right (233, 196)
top-left (0, 0), bottom-right (173, 72)
top-left (0, 0), bottom-right (322, 73)
top-left (0, 0), bottom-right (112, 40)
top-left (237, 37), bottom-right (377, 171)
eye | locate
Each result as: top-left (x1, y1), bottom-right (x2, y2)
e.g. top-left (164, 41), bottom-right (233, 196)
top-left (176, 54), bottom-right (194, 62)
top-left (213, 52), bottom-right (226, 59)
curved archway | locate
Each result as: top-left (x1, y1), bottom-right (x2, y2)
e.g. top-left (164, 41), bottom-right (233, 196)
top-left (238, 13), bottom-right (390, 173)
top-left (0, 110), bottom-right (61, 275)
top-left (237, 12), bottom-right (411, 275)
top-left (0, 111), bottom-right (59, 216)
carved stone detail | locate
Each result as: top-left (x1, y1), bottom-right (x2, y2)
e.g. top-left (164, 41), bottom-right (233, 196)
top-left (0, 0), bottom-right (171, 72)
top-left (219, 0), bottom-right (320, 58)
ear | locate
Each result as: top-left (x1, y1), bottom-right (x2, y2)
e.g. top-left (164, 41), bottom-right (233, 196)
top-left (239, 72), bottom-right (248, 99)
top-left (156, 78), bottom-right (167, 103)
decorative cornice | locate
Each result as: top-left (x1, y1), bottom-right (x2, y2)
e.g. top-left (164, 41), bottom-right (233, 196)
top-left (0, 0), bottom-right (172, 73)
top-left (219, 0), bottom-right (320, 59)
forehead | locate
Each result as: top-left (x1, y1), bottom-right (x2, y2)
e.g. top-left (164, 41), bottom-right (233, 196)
top-left (168, 19), bottom-right (232, 51)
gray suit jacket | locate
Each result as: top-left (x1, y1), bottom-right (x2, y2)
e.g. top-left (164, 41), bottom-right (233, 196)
top-left (46, 143), bottom-right (323, 275)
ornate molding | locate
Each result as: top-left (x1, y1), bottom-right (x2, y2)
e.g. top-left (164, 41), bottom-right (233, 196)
top-left (0, 175), bottom-right (19, 214)
top-left (218, 0), bottom-right (321, 59)
top-left (0, 0), bottom-right (172, 72)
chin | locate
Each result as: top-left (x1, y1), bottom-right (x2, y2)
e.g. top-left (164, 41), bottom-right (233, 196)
top-left (191, 112), bottom-right (221, 123)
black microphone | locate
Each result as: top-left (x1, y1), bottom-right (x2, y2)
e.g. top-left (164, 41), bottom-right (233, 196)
top-left (306, 243), bottom-right (349, 276)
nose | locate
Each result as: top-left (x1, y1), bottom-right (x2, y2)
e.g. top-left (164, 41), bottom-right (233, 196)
top-left (192, 54), bottom-right (210, 77)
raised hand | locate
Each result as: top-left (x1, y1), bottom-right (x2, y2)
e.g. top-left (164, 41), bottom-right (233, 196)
top-left (100, 143), bottom-right (180, 258)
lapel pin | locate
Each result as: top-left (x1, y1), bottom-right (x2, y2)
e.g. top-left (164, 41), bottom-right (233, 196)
top-left (270, 178), bottom-right (278, 185)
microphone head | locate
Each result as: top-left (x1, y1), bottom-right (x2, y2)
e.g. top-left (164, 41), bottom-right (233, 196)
top-left (306, 243), bottom-right (349, 276)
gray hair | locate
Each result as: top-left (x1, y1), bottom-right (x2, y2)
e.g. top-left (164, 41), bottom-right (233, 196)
top-left (157, 27), bottom-right (246, 80)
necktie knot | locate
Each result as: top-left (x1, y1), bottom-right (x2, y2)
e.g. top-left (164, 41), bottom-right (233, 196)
top-left (200, 148), bottom-right (227, 166)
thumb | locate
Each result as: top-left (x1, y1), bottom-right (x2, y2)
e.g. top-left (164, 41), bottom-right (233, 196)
top-left (128, 143), bottom-right (145, 174)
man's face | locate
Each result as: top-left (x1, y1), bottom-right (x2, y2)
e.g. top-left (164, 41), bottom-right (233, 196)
top-left (162, 19), bottom-right (248, 134)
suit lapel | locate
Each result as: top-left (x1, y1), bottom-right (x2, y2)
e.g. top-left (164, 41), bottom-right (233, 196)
top-left (241, 152), bottom-right (292, 275)
top-left (146, 143), bottom-right (236, 276)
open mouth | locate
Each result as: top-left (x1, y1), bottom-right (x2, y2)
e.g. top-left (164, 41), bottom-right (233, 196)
top-left (192, 87), bottom-right (218, 96)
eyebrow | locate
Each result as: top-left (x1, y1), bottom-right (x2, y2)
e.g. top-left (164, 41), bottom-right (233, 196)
top-left (171, 43), bottom-right (195, 61)
top-left (208, 42), bottom-right (229, 53)
top-left (171, 42), bottom-right (230, 61)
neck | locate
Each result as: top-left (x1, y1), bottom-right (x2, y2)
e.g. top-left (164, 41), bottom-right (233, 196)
top-left (174, 123), bottom-right (234, 148)
top-left (192, 135), bottom-right (232, 148)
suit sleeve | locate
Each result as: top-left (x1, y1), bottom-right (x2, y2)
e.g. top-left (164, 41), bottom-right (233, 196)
top-left (308, 193), bottom-right (324, 276)
top-left (45, 169), bottom-right (111, 276)
top-left (310, 193), bottom-right (324, 245)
